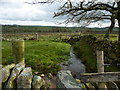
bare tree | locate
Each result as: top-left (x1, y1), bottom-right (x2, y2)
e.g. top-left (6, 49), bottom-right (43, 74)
top-left (54, 0), bottom-right (119, 40)
top-left (27, 0), bottom-right (120, 41)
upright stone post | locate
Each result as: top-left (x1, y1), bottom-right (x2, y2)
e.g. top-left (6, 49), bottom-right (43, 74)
top-left (35, 33), bottom-right (38, 40)
top-left (96, 51), bottom-right (107, 90)
top-left (12, 39), bottom-right (25, 64)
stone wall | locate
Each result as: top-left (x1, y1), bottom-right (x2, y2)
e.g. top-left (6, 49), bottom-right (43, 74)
top-left (67, 35), bottom-right (120, 65)
top-left (0, 63), bottom-right (93, 89)
top-left (1, 63), bottom-right (119, 89)
top-left (0, 63), bottom-right (45, 89)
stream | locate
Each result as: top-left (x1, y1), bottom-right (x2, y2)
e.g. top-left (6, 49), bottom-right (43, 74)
top-left (60, 47), bottom-right (86, 78)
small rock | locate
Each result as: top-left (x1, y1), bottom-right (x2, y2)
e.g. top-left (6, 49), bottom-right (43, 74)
top-left (41, 74), bottom-right (45, 77)
top-left (34, 72), bottom-right (39, 74)
top-left (32, 75), bottom-right (45, 89)
top-left (48, 73), bottom-right (53, 79)
top-left (75, 79), bottom-right (81, 84)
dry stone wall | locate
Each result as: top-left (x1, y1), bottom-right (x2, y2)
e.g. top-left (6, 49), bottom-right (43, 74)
top-left (67, 35), bottom-right (120, 65)
top-left (0, 63), bottom-right (45, 89)
top-left (1, 64), bottom-right (118, 89)
top-left (1, 64), bottom-right (85, 89)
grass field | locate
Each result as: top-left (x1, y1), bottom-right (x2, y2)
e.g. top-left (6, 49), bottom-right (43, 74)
top-left (2, 33), bottom-right (119, 75)
top-left (2, 40), bottom-right (71, 75)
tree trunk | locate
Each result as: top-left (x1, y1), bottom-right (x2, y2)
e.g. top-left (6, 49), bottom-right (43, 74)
top-left (104, 29), bottom-right (110, 40)
top-left (118, 21), bottom-right (120, 41)
top-left (104, 16), bottom-right (115, 40)
top-left (117, 2), bottom-right (120, 41)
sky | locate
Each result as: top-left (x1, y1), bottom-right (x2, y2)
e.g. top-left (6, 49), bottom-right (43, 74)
top-left (0, 0), bottom-right (118, 28)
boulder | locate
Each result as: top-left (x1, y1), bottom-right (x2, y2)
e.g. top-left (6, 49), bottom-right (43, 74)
top-left (56, 70), bottom-right (82, 89)
top-left (32, 75), bottom-right (45, 89)
top-left (0, 64), bottom-right (2, 70)
top-left (5, 62), bottom-right (25, 88)
top-left (17, 67), bottom-right (33, 88)
top-left (0, 70), bottom-right (1, 90)
top-left (0, 64), bottom-right (15, 83)
top-left (0, 64), bottom-right (2, 89)
top-left (0, 64), bottom-right (15, 90)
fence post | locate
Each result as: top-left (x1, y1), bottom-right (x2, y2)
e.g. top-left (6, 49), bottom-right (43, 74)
top-left (97, 51), bottom-right (104, 73)
top-left (96, 51), bottom-right (107, 89)
top-left (12, 39), bottom-right (25, 64)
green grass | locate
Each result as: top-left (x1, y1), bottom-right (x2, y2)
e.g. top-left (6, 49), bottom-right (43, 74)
top-left (2, 40), bottom-right (71, 75)
top-left (73, 41), bottom-right (97, 73)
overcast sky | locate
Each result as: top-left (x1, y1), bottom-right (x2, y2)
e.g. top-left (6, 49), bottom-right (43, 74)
top-left (0, 0), bottom-right (118, 27)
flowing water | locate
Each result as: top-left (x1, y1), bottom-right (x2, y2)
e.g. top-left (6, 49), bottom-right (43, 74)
top-left (60, 47), bottom-right (86, 78)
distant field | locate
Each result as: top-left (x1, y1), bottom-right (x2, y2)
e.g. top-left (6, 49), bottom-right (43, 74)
top-left (2, 25), bottom-right (81, 33)
top-left (2, 25), bottom-right (119, 33)
top-left (2, 32), bottom-right (118, 42)
top-left (2, 25), bottom-right (119, 42)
